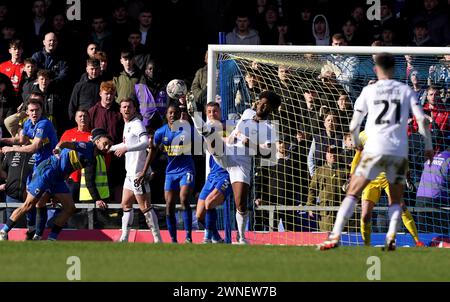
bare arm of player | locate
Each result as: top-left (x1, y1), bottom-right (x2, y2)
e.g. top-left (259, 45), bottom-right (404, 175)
top-left (2, 136), bottom-right (44, 154)
top-left (410, 93), bottom-right (434, 162)
top-left (349, 109), bottom-right (366, 150)
top-left (0, 130), bottom-right (30, 147)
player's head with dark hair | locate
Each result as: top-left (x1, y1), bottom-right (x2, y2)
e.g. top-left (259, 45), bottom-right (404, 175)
top-left (256, 90), bottom-right (282, 118)
top-left (374, 52), bottom-right (395, 75)
top-left (205, 101), bottom-right (221, 121)
top-left (91, 128), bottom-right (113, 152)
top-left (166, 102), bottom-right (181, 125)
top-left (26, 95), bottom-right (44, 122)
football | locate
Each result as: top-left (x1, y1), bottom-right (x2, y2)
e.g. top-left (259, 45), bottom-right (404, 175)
top-left (166, 79), bottom-right (187, 99)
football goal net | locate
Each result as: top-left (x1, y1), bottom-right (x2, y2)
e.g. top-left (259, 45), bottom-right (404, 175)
top-left (207, 45), bottom-right (450, 246)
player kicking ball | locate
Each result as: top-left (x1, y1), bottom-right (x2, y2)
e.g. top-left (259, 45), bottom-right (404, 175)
top-left (350, 131), bottom-right (424, 247)
top-left (186, 90), bottom-right (281, 244)
top-left (196, 102), bottom-right (232, 243)
top-left (110, 98), bottom-right (162, 243)
top-left (318, 53), bottom-right (433, 251)
top-left (0, 128), bottom-right (113, 241)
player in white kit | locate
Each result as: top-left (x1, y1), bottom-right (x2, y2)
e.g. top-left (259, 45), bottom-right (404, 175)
top-left (318, 53), bottom-right (434, 251)
top-left (187, 90), bottom-right (281, 244)
top-left (110, 98), bottom-right (162, 243)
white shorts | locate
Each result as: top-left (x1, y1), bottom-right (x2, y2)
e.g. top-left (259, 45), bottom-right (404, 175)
top-left (124, 176), bottom-right (151, 195)
top-left (354, 153), bottom-right (408, 184)
top-left (228, 156), bottom-right (252, 185)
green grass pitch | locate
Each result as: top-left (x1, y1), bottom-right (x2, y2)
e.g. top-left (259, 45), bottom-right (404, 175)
top-left (0, 242), bottom-right (449, 282)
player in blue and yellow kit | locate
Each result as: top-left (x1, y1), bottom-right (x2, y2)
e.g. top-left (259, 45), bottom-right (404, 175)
top-left (0, 128), bottom-right (113, 241)
top-left (137, 103), bottom-right (196, 243)
top-left (196, 102), bottom-right (232, 243)
top-left (0, 96), bottom-right (58, 239)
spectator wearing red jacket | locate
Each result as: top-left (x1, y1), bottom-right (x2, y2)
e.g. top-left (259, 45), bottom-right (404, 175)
top-left (412, 86), bottom-right (449, 151)
top-left (0, 39), bottom-right (24, 93)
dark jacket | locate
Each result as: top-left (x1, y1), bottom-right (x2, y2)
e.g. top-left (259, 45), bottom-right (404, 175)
top-left (68, 76), bottom-right (102, 120)
top-left (1, 151), bottom-right (35, 201)
top-left (31, 49), bottom-right (69, 84)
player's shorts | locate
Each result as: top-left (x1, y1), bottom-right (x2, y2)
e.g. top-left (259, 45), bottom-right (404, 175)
top-left (165, 171), bottom-right (195, 191)
top-left (199, 174), bottom-right (232, 201)
top-left (27, 160), bottom-right (70, 198)
top-left (215, 155), bottom-right (251, 185)
top-left (354, 153), bottom-right (408, 184)
top-left (124, 176), bottom-right (150, 195)
top-left (362, 176), bottom-right (390, 204)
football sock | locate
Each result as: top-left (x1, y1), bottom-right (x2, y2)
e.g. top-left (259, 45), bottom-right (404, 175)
top-left (35, 206), bottom-right (48, 237)
top-left (387, 203), bottom-right (402, 241)
top-left (122, 209), bottom-right (134, 232)
top-left (182, 207), bottom-right (193, 240)
top-left (236, 210), bottom-right (248, 240)
top-left (330, 195), bottom-right (357, 239)
top-left (143, 208), bottom-right (160, 235)
top-left (360, 219), bottom-right (372, 246)
top-left (402, 208), bottom-right (420, 243)
top-left (2, 218), bottom-right (16, 233)
top-left (205, 208), bottom-right (217, 233)
top-left (166, 214), bottom-right (177, 243)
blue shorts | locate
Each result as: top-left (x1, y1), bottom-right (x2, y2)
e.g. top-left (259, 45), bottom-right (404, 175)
top-left (27, 160), bottom-right (70, 198)
top-left (165, 171), bottom-right (195, 191)
top-left (199, 175), bottom-right (232, 201)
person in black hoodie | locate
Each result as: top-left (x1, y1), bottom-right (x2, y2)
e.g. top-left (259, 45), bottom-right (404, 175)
top-left (68, 58), bottom-right (102, 121)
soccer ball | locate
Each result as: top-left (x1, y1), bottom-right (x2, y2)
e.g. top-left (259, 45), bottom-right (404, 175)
top-left (166, 79), bottom-right (187, 99)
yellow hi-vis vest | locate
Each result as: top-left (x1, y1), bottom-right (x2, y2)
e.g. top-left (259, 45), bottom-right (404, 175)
top-left (79, 155), bottom-right (109, 201)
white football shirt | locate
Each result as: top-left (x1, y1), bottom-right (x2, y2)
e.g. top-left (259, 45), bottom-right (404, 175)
top-left (122, 117), bottom-right (149, 176)
top-left (354, 79), bottom-right (426, 157)
top-left (227, 109), bottom-right (277, 159)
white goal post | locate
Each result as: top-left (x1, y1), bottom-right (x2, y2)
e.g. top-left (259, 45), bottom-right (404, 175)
top-left (206, 44), bottom-right (450, 246)
top-left (207, 45), bottom-right (450, 105)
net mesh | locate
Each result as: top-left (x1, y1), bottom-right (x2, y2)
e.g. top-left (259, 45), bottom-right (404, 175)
top-left (214, 49), bottom-right (450, 246)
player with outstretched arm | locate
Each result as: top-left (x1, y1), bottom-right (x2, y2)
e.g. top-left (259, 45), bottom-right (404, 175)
top-left (110, 98), bottom-right (162, 243)
top-left (0, 128), bottom-right (113, 241)
top-left (186, 90), bottom-right (281, 244)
